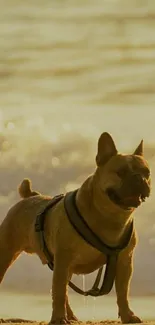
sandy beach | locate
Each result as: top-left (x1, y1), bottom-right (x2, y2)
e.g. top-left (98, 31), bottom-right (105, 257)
top-left (0, 320), bottom-right (155, 325)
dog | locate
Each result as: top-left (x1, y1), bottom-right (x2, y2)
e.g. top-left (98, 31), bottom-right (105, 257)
top-left (0, 132), bottom-right (151, 324)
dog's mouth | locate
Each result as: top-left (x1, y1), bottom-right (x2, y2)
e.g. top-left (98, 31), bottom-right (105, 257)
top-left (106, 188), bottom-right (147, 209)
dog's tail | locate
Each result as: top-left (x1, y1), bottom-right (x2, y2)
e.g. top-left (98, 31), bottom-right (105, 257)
top-left (18, 178), bottom-right (40, 199)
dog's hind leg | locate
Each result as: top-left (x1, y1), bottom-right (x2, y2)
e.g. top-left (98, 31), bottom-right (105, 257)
top-left (0, 248), bottom-right (20, 283)
top-left (0, 222), bottom-right (22, 283)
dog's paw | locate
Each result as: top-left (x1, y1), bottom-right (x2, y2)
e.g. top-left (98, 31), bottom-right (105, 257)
top-left (119, 308), bottom-right (142, 324)
top-left (49, 318), bottom-right (68, 324)
top-left (67, 315), bottom-right (79, 322)
top-left (121, 314), bottom-right (142, 324)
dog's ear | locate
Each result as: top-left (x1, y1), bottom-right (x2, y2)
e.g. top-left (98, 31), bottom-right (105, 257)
top-left (96, 132), bottom-right (117, 166)
top-left (133, 140), bottom-right (143, 156)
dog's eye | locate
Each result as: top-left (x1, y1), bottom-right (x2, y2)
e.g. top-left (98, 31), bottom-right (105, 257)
top-left (143, 168), bottom-right (150, 179)
top-left (116, 168), bottom-right (127, 178)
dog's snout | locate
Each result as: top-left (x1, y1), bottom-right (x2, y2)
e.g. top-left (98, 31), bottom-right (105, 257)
top-left (133, 173), bottom-right (149, 186)
top-left (121, 172), bottom-right (150, 198)
top-left (132, 173), bottom-right (148, 189)
top-left (134, 173), bottom-right (143, 184)
top-left (133, 173), bottom-right (150, 197)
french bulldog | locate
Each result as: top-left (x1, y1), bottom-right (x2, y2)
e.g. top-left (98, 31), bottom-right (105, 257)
top-left (0, 132), bottom-right (151, 324)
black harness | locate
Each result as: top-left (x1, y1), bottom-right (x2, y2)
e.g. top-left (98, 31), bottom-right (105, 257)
top-left (35, 190), bottom-right (133, 297)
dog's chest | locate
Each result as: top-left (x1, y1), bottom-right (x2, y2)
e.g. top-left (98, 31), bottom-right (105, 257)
top-left (70, 242), bottom-right (107, 274)
top-left (44, 197), bottom-right (128, 275)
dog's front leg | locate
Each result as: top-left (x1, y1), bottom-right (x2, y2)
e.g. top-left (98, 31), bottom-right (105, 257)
top-left (50, 252), bottom-right (71, 325)
top-left (115, 249), bottom-right (141, 324)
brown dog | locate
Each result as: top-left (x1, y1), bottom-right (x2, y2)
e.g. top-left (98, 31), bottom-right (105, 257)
top-left (0, 133), bottom-right (151, 324)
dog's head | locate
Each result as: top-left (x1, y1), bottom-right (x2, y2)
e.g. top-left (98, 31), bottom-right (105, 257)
top-left (94, 132), bottom-right (151, 210)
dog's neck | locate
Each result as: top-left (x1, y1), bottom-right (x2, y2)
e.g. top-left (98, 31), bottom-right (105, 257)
top-left (76, 175), bottom-right (134, 247)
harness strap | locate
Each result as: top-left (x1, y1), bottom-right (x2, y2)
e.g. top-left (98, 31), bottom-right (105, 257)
top-left (68, 255), bottom-right (118, 296)
top-left (64, 190), bottom-right (133, 255)
top-left (47, 260), bottom-right (104, 297)
top-left (35, 196), bottom-right (105, 296)
top-left (35, 190), bottom-right (134, 297)
top-left (35, 195), bottom-right (64, 264)
top-left (64, 190), bottom-right (134, 296)
top-left (35, 194), bottom-right (103, 296)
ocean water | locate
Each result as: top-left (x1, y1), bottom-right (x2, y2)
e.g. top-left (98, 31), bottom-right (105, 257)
top-left (1, 0), bottom-right (155, 120)
top-left (0, 0), bottom-right (155, 304)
